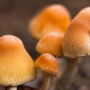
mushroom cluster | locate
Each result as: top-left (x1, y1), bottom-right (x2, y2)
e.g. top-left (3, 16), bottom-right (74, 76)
top-left (1, 3), bottom-right (90, 90)
top-left (29, 3), bottom-right (71, 90)
top-left (0, 4), bottom-right (71, 90)
top-left (28, 5), bottom-right (90, 90)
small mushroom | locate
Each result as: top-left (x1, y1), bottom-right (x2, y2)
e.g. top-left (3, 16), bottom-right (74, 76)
top-left (0, 35), bottom-right (36, 90)
top-left (35, 53), bottom-right (60, 90)
top-left (29, 4), bottom-right (71, 40)
top-left (36, 32), bottom-right (63, 57)
top-left (56, 7), bottom-right (90, 90)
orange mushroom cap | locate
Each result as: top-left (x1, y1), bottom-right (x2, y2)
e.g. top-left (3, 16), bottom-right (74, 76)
top-left (35, 53), bottom-right (60, 75)
top-left (36, 32), bottom-right (63, 57)
top-left (0, 35), bottom-right (36, 86)
top-left (29, 4), bottom-right (71, 40)
top-left (62, 7), bottom-right (90, 58)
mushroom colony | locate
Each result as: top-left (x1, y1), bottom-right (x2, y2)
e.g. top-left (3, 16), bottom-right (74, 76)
top-left (0, 3), bottom-right (90, 90)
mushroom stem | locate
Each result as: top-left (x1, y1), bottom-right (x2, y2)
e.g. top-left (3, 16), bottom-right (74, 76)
top-left (56, 57), bottom-right (82, 90)
top-left (41, 71), bottom-right (51, 90)
top-left (7, 86), bottom-right (17, 90)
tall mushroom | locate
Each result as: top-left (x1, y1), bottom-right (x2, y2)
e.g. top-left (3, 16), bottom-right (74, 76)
top-left (35, 53), bottom-right (60, 90)
top-left (0, 35), bottom-right (36, 90)
top-left (56, 7), bottom-right (90, 90)
top-left (29, 4), bottom-right (71, 40)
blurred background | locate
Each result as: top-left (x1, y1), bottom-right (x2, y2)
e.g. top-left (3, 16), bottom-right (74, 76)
top-left (0, 0), bottom-right (90, 90)
top-left (0, 0), bottom-right (90, 59)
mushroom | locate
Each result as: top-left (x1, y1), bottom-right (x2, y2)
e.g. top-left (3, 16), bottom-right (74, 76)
top-left (35, 53), bottom-right (60, 90)
top-left (0, 35), bottom-right (36, 90)
top-left (56, 7), bottom-right (90, 90)
top-left (36, 32), bottom-right (63, 90)
top-left (29, 4), bottom-right (71, 40)
top-left (36, 32), bottom-right (63, 57)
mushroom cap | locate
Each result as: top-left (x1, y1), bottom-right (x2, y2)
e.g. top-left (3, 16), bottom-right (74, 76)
top-left (62, 7), bottom-right (90, 58)
top-left (29, 4), bottom-right (71, 40)
top-left (36, 32), bottom-right (63, 57)
top-left (35, 53), bottom-right (60, 75)
top-left (0, 35), bottom-right (36, 86)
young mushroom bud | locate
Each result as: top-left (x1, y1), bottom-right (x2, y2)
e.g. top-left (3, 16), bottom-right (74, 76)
top-left (56, 7), bottom-right (90, 90)
top-left (35, 53), bottom-right (60, 90)
top-left (29, 4), bottom-right (71, 40)
top-left (0, 35), bottom-right (36, 90)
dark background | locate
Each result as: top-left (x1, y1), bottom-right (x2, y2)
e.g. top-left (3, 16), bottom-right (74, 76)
top-left (0, 0), bottom-right (90, 90)
top-left (0, 0), bottom-right (90, 59)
